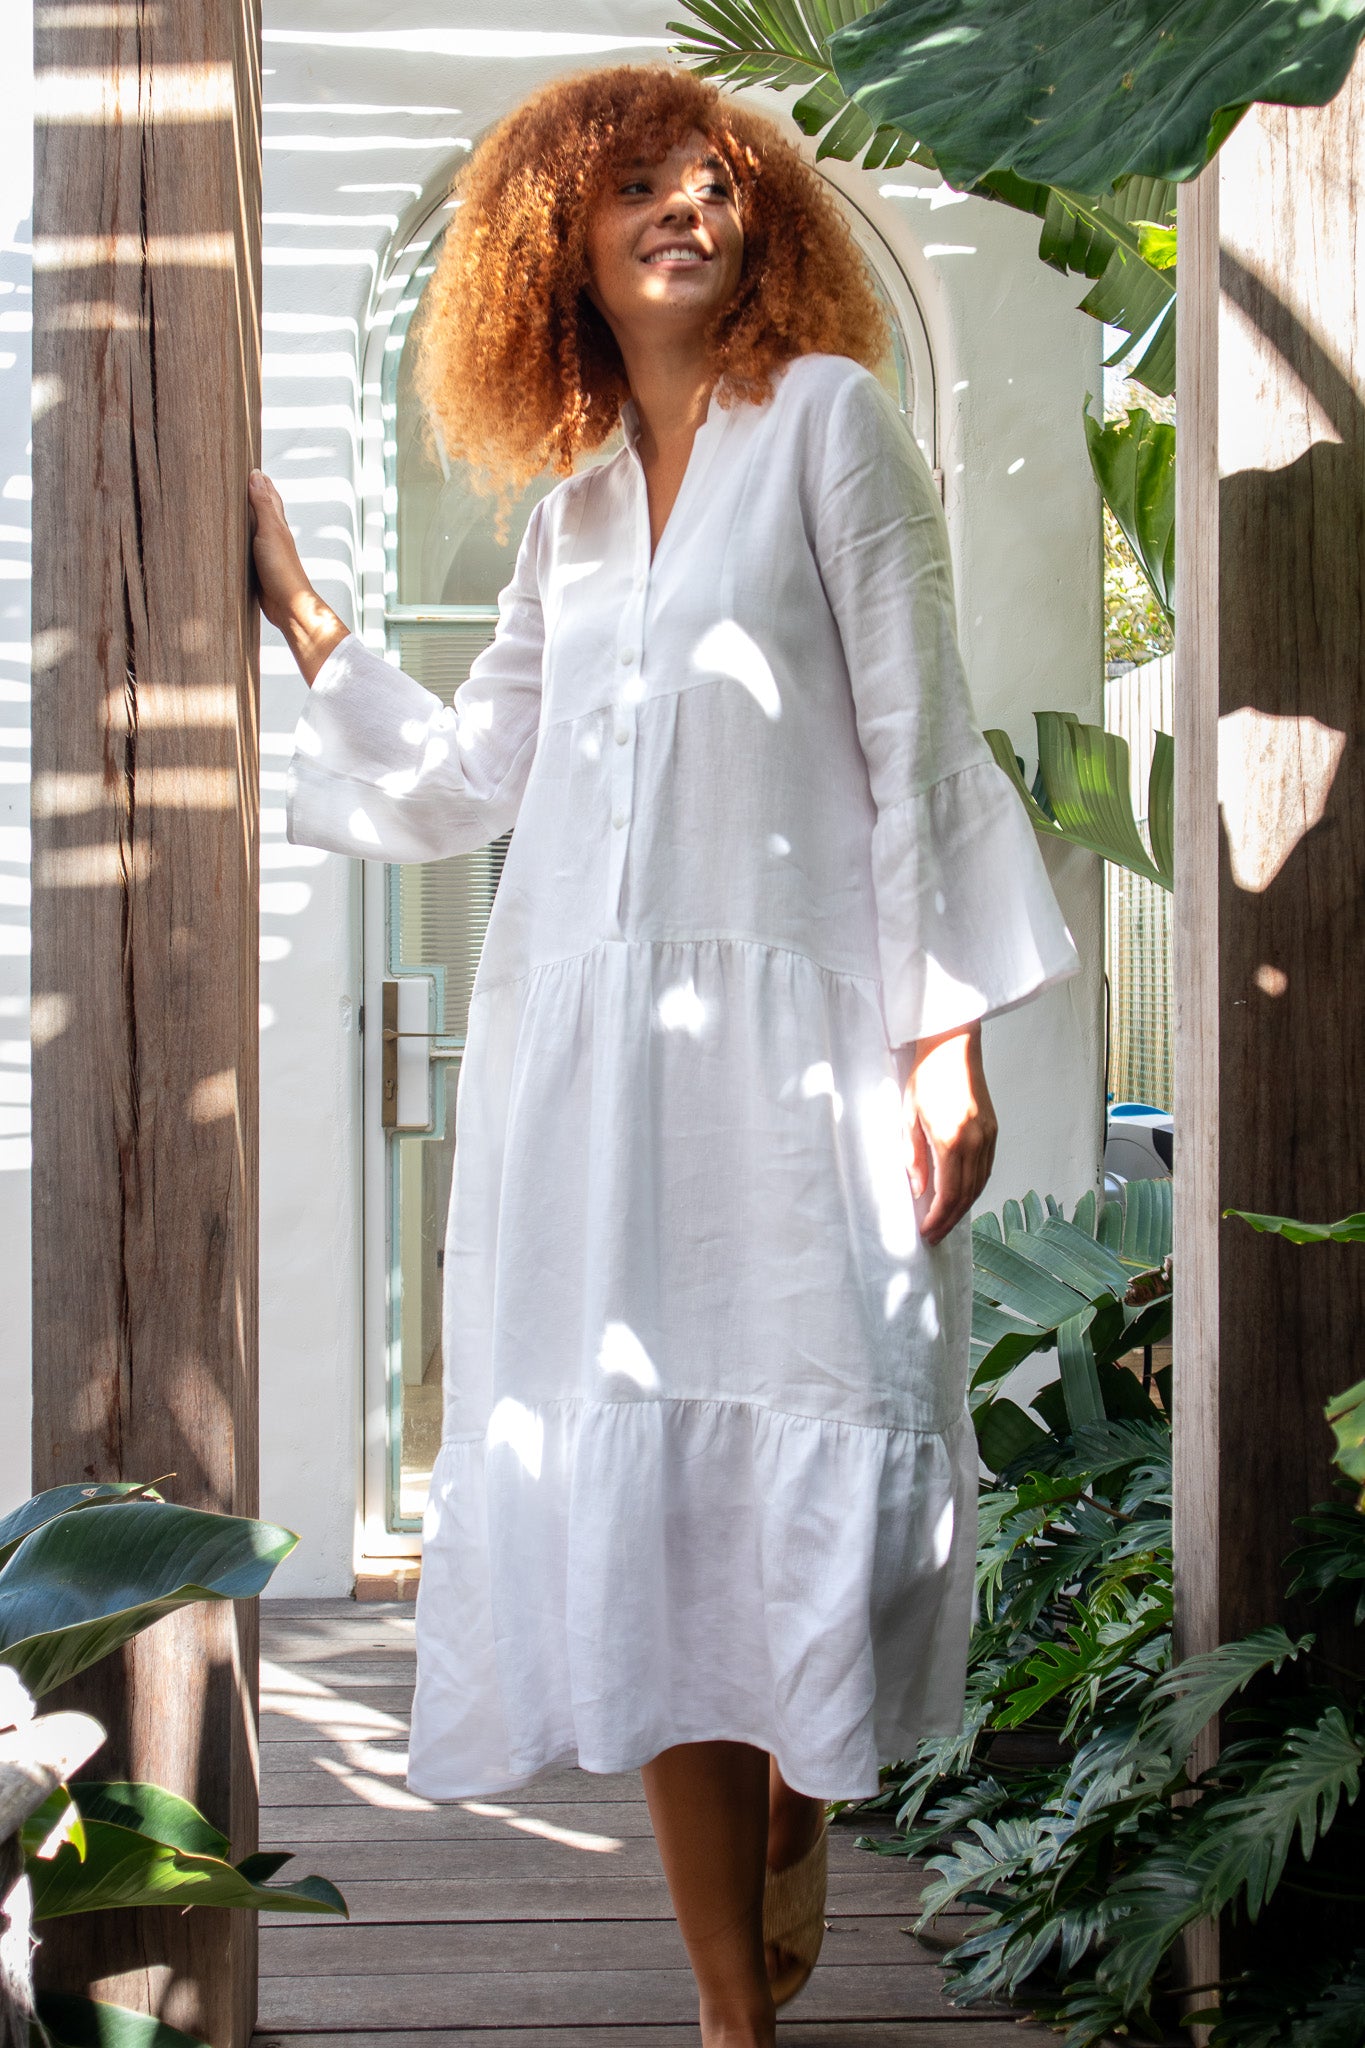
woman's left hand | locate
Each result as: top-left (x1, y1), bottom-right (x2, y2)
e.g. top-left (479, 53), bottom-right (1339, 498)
top-left (905, 1022), bottom-right (998, 1247)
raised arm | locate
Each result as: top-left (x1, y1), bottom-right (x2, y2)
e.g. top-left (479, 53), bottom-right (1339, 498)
top-left (248, 471), bottom-right (547, 866)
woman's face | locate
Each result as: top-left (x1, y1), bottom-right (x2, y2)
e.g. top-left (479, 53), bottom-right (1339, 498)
top-left (584, 129), bottom-right (744, 346)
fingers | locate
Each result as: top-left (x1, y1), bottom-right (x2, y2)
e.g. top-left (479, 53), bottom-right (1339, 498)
top-left (915, 1117), bottom-right (995, 1247)
top-left (908, 1113), bottom-right (931, 1199)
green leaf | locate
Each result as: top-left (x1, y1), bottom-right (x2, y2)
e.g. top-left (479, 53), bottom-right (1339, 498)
top-left (1225, 1206), bottom-right (1365, 1245)
top-left (1057, 1306), bottom-right (1107, 1431)
top-left (30, 1808), bottom-right (349, 1920)
top-left (976, 1397), bottom-right (1050, 1474)
top-left (0, 1484), bottom-right (164, 1573)
top-left (1217, 1706), bottom-right (1364, 1918)
top-left (1326, 1378), bottom-right (1365, 1497)
top-left (1133, 1625), bottom-right (1309, 1781)
top-left (985, 713), bottom-right (1171, 888)
top-left (829, 0), bottom-right (1365, 191)
top-left (668, 0), bottom-right (926, 165)
top-left (972, 1232), bottom-right (1093, 1329)
top-left (1083, 401), bottom-right (1175, 623)
top-left (35, 1993), bottom-right (206, 2048)
top-left (0, 1500), bottom-right (297, 1697)
top-left (68, 1783), bottom-right (229, 1860)
top-left (20, 1784), bottom-right (86, 1862)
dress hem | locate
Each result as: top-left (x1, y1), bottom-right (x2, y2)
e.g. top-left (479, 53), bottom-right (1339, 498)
top-left (406, 1716), bottom-right (964, 1807)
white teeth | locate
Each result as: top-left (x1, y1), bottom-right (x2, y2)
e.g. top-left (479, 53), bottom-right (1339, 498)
top-left (645, 248), bottom-right (705, 263)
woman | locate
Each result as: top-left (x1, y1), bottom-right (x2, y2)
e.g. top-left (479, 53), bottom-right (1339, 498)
top-left (250, 64), bottom-right (1078, 2046)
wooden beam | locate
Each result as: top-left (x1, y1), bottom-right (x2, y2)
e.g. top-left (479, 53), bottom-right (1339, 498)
top-left (1174, 46), bottom-right (1365, 2003)
top-left (29, 2), bottom-right (263, 2042)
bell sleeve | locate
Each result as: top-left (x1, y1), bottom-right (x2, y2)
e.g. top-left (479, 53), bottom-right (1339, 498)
top-left (285, 497), bottom-right (547, 865)
top-left (814, 368), bottom-right (1080, 1045)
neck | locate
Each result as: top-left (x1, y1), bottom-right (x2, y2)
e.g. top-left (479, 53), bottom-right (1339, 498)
top-left (615, 328), bottom-right (715, 464)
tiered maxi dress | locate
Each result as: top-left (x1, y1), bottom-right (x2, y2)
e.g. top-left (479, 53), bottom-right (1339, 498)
top-left (287, 350), bottom-right (1080, 1802)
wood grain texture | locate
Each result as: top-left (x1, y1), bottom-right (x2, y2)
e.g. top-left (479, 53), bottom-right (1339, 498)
top-left (251, 2030), bottom-right (1028, 2048)
top-left (1173, 49), bottom-right (1365, 2025)
top-left (1209, 52), bottom-right (1365, 1653)
top-left (252, 1605), bottom-right (1051, 2043)
top-left (29, 2), bottom-right (263, 2042)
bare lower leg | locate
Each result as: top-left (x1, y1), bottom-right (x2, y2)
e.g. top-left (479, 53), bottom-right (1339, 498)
top-left (764, 1756), bottom-right (825, 1982)
top-left (641, 1740), bottom-right (774, 2048)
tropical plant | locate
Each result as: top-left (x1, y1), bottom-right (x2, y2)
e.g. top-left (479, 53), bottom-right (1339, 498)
top-left (0, 1484), bottom-right (347, 2048)
top-left (853, 1188), bottom-right (1365, 2048)
top-left (1084, 403), bottom-right (1174, 628)
top-left (670, 0), bottom-right (1179, 394)
top-left (826, 0), bottom-right (1365, 192)
top-left (981, 710), bottom-right (1172, 890)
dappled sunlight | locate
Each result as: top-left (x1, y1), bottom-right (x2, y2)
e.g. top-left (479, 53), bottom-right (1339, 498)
top-left (460, 1800), bottom-right (624, 1855)
top-left (655, 978), bottom-right (707, 1036)
top-left (597, 1320), bottom-right (660, 1393)
top-left (692, 619), bottom-right (780, 720)
top-left (315, 1755), bottom-right (435, 1813)
top-left (857, 1075), bottom-right (917, 1260)
top-left (1217, 706), bottom-right (1346, 892)
top-left (932, 1498), bottom-right (955, 1569)
top-left (487, 1395), bottom-right (544, 1479)
top-left (259, 1656), bottom-right (409, 1741)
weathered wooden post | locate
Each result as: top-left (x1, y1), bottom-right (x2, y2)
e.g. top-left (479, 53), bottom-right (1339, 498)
top-left (1174, 46), bottom-right (1365, 2003)
top-left (29, 0), bottom-right (263, 2039)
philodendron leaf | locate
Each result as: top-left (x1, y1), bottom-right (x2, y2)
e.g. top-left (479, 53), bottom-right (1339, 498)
top-left (35, 1992), bottom-right (206, 2048)
top-left (830, 0), bottom-right (1365, 191)
top-left (30, 1785), bottom-right (348, 1919)
top-left (0, 1500), bottom-right (297, 1697)
top-left (1084, 401), bottom-right (1175, 623)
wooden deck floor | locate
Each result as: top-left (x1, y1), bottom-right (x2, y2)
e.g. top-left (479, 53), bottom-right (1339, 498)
top-left (253, 1601), bottom-right (1050, 2047)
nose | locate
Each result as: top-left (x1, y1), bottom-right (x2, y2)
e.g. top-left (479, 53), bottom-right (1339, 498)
top-left (657, 184), bottom-right (701, 228)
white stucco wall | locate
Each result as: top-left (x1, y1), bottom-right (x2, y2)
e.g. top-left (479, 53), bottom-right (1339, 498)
top-left (1, 0), bottom-right (1103, 1590)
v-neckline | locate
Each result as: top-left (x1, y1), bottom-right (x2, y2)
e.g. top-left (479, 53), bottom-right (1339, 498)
top-left (623, 388), bottom-right (727, 569)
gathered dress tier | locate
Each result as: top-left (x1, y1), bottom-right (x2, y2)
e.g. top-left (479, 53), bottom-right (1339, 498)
top-left (287, 351), bottom-right (1080, 1801)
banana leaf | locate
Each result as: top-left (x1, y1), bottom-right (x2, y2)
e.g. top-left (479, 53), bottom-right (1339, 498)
top-left (669, 0), bottom-right (1180, 392)
top-left (984, 713), bottom-right (1173, 889)
top-left (0, 1500), bottom-right (297, 1697)
top-left (0, 1483), bottom-right (163, 1574)
top-left (35, 1993), bottom-right (205, 2048)
top-left (29, 1780), bottom-right (347, 1919)
top-left (829, 0), bottom-right (1365, 191)
top-left (1084, 402), bottom-right (1175, 622)
top-left (971, 1189), bottom-right (1171, 1469)
top-left (1224, 1207), bottom-right (1365, 1245)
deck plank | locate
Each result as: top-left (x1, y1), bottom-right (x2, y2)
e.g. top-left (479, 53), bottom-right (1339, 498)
top-left (253, 1600), bottom-right (1048, 2044)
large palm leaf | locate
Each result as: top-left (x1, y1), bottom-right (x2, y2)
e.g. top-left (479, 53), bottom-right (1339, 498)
top-left (669, 0), bottom-right (1179, 394)
top-left (829, 0), bottom-right (1365, 192)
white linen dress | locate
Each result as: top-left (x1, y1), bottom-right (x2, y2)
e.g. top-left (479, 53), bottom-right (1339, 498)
top-left (287, 350), bottom-right (1080, 1801)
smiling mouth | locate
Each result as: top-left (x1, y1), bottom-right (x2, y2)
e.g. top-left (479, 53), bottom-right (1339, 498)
top-left (642, 246), bottom-right (710, 265)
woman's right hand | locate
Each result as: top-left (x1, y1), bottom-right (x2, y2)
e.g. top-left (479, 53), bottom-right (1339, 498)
top-left (248, 470), bottom-right (349, 685)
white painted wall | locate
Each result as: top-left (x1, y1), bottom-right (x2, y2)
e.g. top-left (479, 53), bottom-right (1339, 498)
top-left (1, 0), bottom-right (1104, 1591)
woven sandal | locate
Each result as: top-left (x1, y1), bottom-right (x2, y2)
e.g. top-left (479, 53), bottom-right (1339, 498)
top-left (762, 1816), bottom-right (829, 2009)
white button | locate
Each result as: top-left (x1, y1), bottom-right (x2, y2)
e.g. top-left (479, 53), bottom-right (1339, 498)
top-left (614, 724), bottom-right (629, 746)
top-left (612, 810), bottom-right (627, 830)
top-left (619, 647), bottom-right (635, 665)
top-left (634, 574), bottom-right (645, 592)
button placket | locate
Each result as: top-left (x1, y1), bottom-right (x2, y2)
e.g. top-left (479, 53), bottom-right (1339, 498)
top-left (605, 459), bottom-right (650, 932)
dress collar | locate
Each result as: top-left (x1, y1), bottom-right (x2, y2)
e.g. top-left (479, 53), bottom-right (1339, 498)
top-left (620, 381), bottom-right (725, 454)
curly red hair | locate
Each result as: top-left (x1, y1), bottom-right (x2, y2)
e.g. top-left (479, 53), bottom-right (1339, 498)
top-left (411, 64), bottom-right (889, 493)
